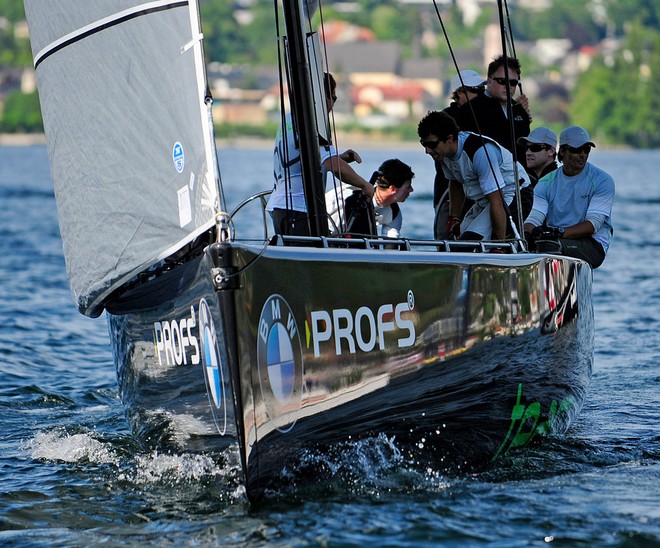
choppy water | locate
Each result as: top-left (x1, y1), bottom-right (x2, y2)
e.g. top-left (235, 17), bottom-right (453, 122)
top-left (1, 144), bottom-right (659, 546)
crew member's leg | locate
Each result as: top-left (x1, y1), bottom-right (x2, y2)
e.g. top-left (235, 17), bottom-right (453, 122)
top-left (560, 237), bottom-right (606, 268)
top-left (270, 209), bottom-right (311, 236)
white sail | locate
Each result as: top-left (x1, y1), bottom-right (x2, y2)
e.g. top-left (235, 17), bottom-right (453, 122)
top-left (24, 0), bottom-right (220, 317)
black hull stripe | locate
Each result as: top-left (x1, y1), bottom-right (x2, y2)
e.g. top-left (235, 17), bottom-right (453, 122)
top-left (34, 0), bottom-right (189, 69)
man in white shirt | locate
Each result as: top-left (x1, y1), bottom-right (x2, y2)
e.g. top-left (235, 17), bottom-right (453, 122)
top-left (524, 126), bottom-right (615, 268)
top-left (267, 73), bottom-right (372, 236)
top-left (418, 110), bottom-right (530, 241)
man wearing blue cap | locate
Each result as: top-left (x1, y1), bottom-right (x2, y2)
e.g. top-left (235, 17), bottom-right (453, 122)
top-left (524, 126), bottom-right (615, 268)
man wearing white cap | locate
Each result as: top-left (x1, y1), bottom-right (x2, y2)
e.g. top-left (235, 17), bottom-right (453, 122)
top-left (524, 126), bottom-right (614, 268)
top-left (448, 70), bottom-right (486, 111)
top-left (517, 126), bottom-right (558, 186)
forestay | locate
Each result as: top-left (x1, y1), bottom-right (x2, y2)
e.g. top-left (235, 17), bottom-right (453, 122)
top-left (24, 0), bottom-right (221, 317)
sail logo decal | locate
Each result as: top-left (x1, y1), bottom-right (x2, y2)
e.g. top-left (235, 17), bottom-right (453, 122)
top-left (153, 307), bottom-right (200, 366)
top-left (173, 141), bottom-right (185, 173)
top-left (308, 290), bottom-right (416, 357)
top-left (257, 294), bottom-right (304, 433)
top-left (199, 298), bottom-right (227, 435)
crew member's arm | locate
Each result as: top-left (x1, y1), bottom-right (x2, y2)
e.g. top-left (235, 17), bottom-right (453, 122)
top-left (487, 191), bottom-right (507, 240)
top-left (339, 149), bottom-right (362, 164)
top-left (561, 220), bottom-right (595, 239)
top-left (517, 93), bottom-right (531, 121)
top-left (448, 179), bottom-right (465, 218)
top-left (472, 142), bottom-right (508, 240)
top-left (323, 155), bottom-right (373, 199)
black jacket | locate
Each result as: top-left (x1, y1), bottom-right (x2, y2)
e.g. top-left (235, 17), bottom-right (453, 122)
top-left (455, 93), bottom-right (531, 167)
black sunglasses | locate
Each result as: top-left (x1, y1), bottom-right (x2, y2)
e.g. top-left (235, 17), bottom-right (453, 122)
top-left (525, 144), bottom-right (548, 152)
top-left (420, 137), bottom-right (449, 149)
top-left (566, 144), bottom-right (592, 154)
top-left (491, 77), bottom-right (519, 87)
top-left (420, 139), bottom-right (440, 149)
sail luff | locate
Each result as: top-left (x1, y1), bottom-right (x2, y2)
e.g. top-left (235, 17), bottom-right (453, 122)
top-left (186, 0), bottom-right (225, 215)
top-left (24, 0), bottom-right (219, 317)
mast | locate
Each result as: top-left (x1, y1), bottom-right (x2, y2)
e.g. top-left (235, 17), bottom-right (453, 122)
top-left (282, 0), bottom-right (329, 237)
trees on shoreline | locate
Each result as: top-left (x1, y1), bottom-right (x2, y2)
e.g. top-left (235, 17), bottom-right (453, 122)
top-left (1, 0), bottom-right (659, 146)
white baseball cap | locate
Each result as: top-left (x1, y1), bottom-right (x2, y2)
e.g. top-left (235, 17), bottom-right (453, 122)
top-left (451, 70), bottom-right (486, 91)
top-left (559, 126), bottom-right (596, 148)
top-left (517, 127), bottom-right (557, 148)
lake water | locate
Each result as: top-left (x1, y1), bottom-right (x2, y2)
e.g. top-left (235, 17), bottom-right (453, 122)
top-left (1, 143), bottom-right (659, 546)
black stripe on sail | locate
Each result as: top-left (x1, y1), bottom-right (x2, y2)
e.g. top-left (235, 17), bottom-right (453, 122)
top-left (34, 1), bottom-right (189, 69)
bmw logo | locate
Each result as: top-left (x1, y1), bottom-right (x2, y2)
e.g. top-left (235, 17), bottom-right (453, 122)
top-left (257, 294), bottom-right (304, 432)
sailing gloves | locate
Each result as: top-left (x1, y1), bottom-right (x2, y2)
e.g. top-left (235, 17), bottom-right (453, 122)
top-left (525, 226), bottom-right (564, 253)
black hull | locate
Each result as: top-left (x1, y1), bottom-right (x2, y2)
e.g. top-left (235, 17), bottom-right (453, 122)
top-left (107, 243), bottom-right (592, 501)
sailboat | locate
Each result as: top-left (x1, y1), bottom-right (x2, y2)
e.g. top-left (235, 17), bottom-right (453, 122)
top-left (24, 0), bottom-right (593, 501)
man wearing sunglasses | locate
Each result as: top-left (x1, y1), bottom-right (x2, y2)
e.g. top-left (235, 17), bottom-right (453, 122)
top-left (432, 70), bottom-right (486, 238)
top-left (455, 55), bottom-right (531, 165)
top-left (418, 110), bottom-right (530, 242)
top-left (523, 126), bottom-right (615, 268)
top-left (517, 126), bottom-right (558, 186)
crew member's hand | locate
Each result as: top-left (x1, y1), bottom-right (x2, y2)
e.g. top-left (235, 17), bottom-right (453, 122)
top-left (446, 216), bottom-right (461, 239)
top-left (525, 225), bottom-right (544, 250)
top-left (361, 184), bottom-right (374, 199)
top-left (340, 149), bottom-right (362, 164)
top-left (517, 94), bottom-right (531, 121)
top-left (538, 227), bottom-right (562, 240)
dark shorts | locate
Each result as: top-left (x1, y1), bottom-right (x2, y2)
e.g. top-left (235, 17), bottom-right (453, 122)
top-left (560, 237), bottom-right (606, 269)
top-left (269, 208), bottom-right (311, 236)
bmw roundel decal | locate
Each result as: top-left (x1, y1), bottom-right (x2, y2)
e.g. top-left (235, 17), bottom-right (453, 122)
top-left (199, 298), bottom-right (227, 435)
top-left (257, 294), bottom-right (304, 432)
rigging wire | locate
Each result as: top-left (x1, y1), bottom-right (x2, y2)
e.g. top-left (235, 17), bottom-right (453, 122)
top-left (497, 0), bottom-right (525, 238)
top-left (317, 0), bottom-right (350, 234)
top-left (304, 1), bottom-right (337, 225)
top-left (274, 0), bottom-right (299, 231)
top-left (431, 0), bottom-right (520, 242)
top-left (503, 0), bottom-right (524, 97)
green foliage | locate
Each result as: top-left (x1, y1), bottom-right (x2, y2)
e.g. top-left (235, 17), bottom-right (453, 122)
top-left (509, 0), bottom-right (605, 46)
top-left (371, 5), bottom-right (416, 45)
top-left (569, 24), bottom-right (660, 147)
top-left (605, 0), bottom-right (660, 35)
top-left (0, 1), bottom-right (31, 66)
top-left (1, 0), bottom-right (660, 147)
top-left (0, 91), bottom-right (42, 133)
top-left (0, 0), bottom-right (25, 23)
top-left (200, 0), bottom-right (254, 63)
top-left (215, 120), bottom-right (278, 139)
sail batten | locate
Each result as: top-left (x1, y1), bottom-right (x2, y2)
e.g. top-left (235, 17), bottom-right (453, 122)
top-left (33, 1), bottom-right (190, 69)
top-left (25, 0), bottom-right (220, 317)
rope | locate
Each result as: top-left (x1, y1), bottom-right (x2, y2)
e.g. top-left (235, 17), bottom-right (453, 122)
top-left (431, 0), bottom-right (519, 242)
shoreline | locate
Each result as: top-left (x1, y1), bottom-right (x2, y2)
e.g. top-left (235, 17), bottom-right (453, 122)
top-left (0, 133), bottom-right (422, 150)
top-left (0, 133), bottom-right (47, 146)
top-left (0, 132), bottom-right (639, 151)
